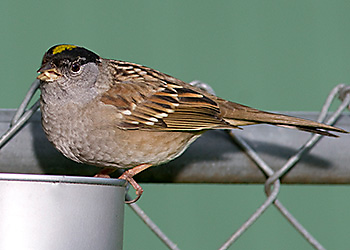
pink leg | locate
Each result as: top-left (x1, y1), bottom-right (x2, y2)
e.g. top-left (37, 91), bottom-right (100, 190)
top-left (118, 164), bottom-right (153, 203)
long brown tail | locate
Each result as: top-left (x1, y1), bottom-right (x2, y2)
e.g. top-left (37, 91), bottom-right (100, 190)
top-left (218, 99), bottom-right (348, 137)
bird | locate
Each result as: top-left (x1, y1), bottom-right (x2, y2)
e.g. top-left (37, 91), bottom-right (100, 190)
top-left (37, 44), bottom-right (347, 203)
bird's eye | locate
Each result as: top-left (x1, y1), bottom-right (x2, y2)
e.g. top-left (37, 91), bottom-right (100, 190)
top-left (71, 62), bottom-right (81, 73)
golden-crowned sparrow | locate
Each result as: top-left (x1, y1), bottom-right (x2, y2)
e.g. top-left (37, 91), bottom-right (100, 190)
top-left (37, 44), bottom-right (347, 202)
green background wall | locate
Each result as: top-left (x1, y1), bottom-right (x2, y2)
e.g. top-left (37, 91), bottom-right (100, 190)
top-left (1, 1), bottom-right (350, 249)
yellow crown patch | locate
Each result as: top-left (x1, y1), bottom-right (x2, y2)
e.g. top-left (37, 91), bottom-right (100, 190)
top-left (52, 45), bottom-right (77, 55)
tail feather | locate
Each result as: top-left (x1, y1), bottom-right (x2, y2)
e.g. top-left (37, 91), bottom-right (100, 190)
top-left (276, 124), bottom-right (338, 137)
top-left (219, 99), bottom-right (348, 137)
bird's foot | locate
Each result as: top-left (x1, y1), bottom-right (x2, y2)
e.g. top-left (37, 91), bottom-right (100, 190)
top-left (93, 167), bottom-right (116, 178)
top-left (118, 164), bottom-right (152, 204)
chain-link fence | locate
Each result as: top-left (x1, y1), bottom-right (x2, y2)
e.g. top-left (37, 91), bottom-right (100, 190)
top-left (0, 80), bottom-right (349, 250)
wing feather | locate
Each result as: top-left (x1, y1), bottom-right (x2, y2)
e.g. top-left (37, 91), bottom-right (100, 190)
top-left (100, 60), bottom-right (231, 130)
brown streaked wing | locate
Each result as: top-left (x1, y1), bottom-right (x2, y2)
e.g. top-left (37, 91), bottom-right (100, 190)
top-left (101, 61), bottom-right (236, 131)
top-left (112, 82), bottom-right (236, 130)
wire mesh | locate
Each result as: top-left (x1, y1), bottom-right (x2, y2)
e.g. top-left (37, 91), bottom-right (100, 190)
top-left (0, 80), bottom-right (349, 250)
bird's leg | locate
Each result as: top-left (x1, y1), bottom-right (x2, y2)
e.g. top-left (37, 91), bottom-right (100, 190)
top-left (119, 163), bottom-right (153, 204)
top-left (94, 167), bottom-right (116, 178)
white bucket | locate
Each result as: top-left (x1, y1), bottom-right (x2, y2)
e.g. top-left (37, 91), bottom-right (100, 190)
top-left (0, 173), bottom-right (126, 250)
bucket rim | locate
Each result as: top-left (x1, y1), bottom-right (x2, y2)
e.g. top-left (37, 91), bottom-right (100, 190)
top-left (0, 173), bottom-right (126, 186)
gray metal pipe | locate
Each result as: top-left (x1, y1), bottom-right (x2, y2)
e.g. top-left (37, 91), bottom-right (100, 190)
top-left (0, 109), bottom-right (349, 184)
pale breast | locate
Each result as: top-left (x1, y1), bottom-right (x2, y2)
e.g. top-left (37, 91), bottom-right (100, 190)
top-left (40, 98), bottom-right (200, 169)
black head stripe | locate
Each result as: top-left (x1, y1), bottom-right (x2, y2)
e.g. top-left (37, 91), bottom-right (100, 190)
top-left (41, 44), bottom-right (100, 68)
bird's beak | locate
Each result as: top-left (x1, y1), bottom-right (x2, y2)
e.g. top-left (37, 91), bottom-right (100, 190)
top-left (37, 66), bottom-right (61, 82)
